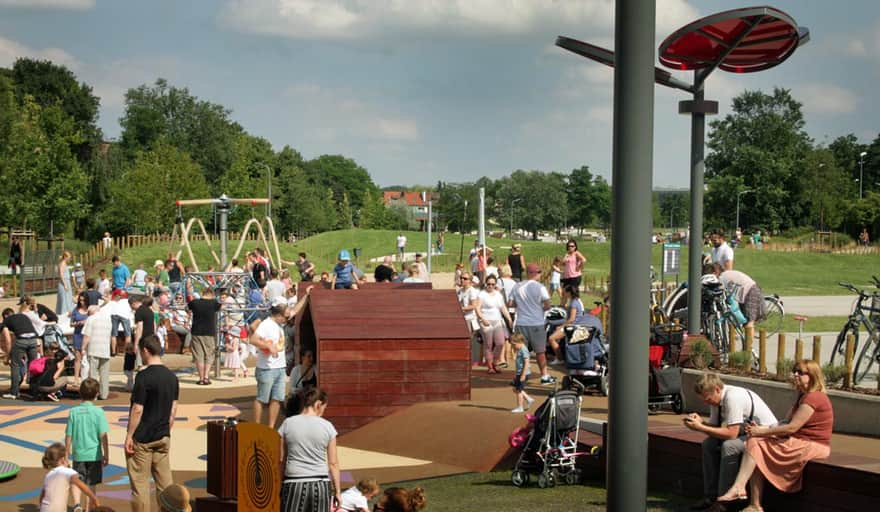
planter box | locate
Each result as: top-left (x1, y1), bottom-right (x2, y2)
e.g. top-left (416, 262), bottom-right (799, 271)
top-left (681, 369), bottom-right (880, 437)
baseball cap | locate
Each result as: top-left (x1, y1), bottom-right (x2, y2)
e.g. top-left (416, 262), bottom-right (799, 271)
top-left (338, 249), bottom-right (351, 261)
top-left (154, 259), bottom-right (164, 267)
top-left (75, 262), bottom-right (82, 268)
top-left (526, 263), bottom-right (541, 274)
top-left (111, 288), bottom-right (128, 299)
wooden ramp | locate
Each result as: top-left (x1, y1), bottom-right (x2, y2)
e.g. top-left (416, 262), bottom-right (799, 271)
top-left (299, 287), bottom-right (471, 433)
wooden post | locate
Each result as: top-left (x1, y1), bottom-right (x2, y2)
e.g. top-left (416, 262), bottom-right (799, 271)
top-left (812, 336), bottom-right (821, 363)
top-left (744, 325), bottom-right (754, 369)
top-left (776, 332), bottom-right (786, 377)
top-left (844, 334), bottom-right (855, 389)
top-left (758, 329), bottom-right (767, 374)
top-left (728, 323), bottom-right (736, 355)
top-left (794, 338), bottom-right (803, 362)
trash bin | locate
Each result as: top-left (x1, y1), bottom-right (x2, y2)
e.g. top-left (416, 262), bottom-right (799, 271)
top-left (353, 248), bottom-right (362, 259)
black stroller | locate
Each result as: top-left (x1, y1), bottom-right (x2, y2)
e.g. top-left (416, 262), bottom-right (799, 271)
top-left (648, 323), bottom-right (685, 414)
top-left (510, 385), bottom-right (586, 488)
top-left (560, 325), bottom-right (609, 396)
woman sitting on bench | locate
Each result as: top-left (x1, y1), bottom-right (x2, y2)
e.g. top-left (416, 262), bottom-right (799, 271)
top-left (717, 359), bottom-right (833, 511)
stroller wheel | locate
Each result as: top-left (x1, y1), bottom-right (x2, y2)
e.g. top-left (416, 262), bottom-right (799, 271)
top-left (538, 472), bottom-right (553, 489)
top-left (599, 372), bottom-right (609, 397)
top-left (672, 393), bottom-right (685, 414)
top-left (565, 470), bottom-right (580, 485)
top-left (511, 469), bottom-right (529, 488)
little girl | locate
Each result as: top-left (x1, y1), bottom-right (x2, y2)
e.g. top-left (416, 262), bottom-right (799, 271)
top-left (549, 257), bottom-right (562, 301)
top-left (39, 443), bottom-right (99, 512)
top-left (339, 478), bottom-right (380, 512)
top-left (156, 317), bottom-right (170, 356)
top-left (224, 327), bottom-right (243, 382)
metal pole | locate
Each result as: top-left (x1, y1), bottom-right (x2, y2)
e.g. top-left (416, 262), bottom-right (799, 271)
top-left (687, 84), bottom-right (706, 334)
top-left (860, 158), bottom-right (864, 199)
top-left (478, 188), bottom-right (486, 269)
top-left (459, 200), bottom-right (468, 264)
top-left (607, 0), bottom-right (654, 509)
top-left (736, 194), bottom-right (741, 234)
top-left (426, 198), bottom-right (432, 277)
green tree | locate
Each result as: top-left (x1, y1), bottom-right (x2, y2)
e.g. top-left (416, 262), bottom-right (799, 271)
top-left (0, 97), bottom-right (89, 234)
top-left (304, 155), bottom-right (379, 212)
top-left (705, 88), bottom-right (813, 231)
top-left (100, 141), bottom-right (210, 234)
top-left (216, 133), bottom-right (277, 230)
top-left (567, 165), bottom-right (596, 231)
top-left (360, 190), bottom-right (406, 230)
top-left (860, 133), bottom-right (880, 199)
top-left (496, 170), bottom-right (568, 239)
top-left (800, 148), bottom-right (849, 231)
top-left (274, 147), bottom-right (338, 235)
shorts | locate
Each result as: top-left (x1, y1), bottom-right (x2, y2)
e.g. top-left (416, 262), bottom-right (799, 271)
top-left (511, 374), bottom-right (529, 392)
top-left (73, 460), bottom-right (103, 486)
top-left (191, 335), bottom-right (216, 363)
top-left (123, 352), bottom-right (136, 372)
top-left (255, 367), bottom-right (286, 403)
top-left (561, 276), bottom-right (581, 290)
top-left (334, 282), bottom-right (353, 290)
top-left (515, 324), bottom-right (547, 354)
top-left (110, 315), bottom-right (131, 337)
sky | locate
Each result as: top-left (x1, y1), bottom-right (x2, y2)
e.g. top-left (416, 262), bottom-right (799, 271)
top-left (0, 0), bottom-right (877, 188)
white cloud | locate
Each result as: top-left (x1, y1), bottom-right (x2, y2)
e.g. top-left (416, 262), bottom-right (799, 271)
top-left (282, 82), bottom-right (419, 142)
top-left (795, 84), bottom-right (858, 115)
top-left (0, 36), bottom-right (80, 70)
top-left (219, 0), bottom-right (698, 40)
top-left (86, 56), bottom-right (185, 110)
top-left (0, 0), bottom-right (94, 9)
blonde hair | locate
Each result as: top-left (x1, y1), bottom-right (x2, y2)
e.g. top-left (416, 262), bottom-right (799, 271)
top-left (499, 264), bottom-right (513, 278)
top-left (509, 332), bottom-right (526, 346)
top-left (59, 251), bottom-right (71, 263)
top-left (356, 478), bottom-right (380, 496)
top-left (796, 359), bottom-right (826, 393)
top-left (693, 372), bottom-right (725, 395)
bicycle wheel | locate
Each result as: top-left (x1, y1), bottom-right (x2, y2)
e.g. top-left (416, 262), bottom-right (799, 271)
top-left (755, 296), bottom-right (784, 337)
top-left (829, 323), bottom-right (857, 366)
top-left (665, 288), bottom-right (689, 327)
top-left (853, 329), bottom-right (879, 386)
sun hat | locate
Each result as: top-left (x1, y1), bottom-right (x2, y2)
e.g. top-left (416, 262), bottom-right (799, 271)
top-left (154, 259), bottom-right (164, 267)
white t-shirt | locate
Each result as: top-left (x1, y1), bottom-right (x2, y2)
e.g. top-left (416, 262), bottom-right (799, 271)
top-left (457, 286), bottom-right (479, 322)
top-left (397, 235), bottom-right (406, 248)
top-left (97, 278), bottom-right (111, 296)
top-left (265, 279), bottom-right (286, 302)
top-left (83, 308), bottom-right (112, 358)
top-left (40, 466), bottom-right (78, 512)
top-left (277, 415), bottom-right (338, 479)
top-left (711, 243), bottom-right (734, 268)
top-left (132, 269), bottom-right (148, 287)
top-left (477, 290), bottom-right (506, 322)
top-left (709, 385), bottom-right (778, 428)
top-left (484, 265), bottom-right (498, 279)
top-left (510, 280), bottom-right (550, 326)
top-left (340, 486), bottom-right (369, 511)
top-left (254, 317), bottom-right (286, 370)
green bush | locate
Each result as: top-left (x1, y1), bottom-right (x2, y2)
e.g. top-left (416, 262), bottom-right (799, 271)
top-left (775, 358), bottom-right (796, 381)
top-left (728, 350), bottom-right (753, 372)
top-left (689, 339), bottom-right (713, 370)
top-left (821, 363), bottom-right (847, 386)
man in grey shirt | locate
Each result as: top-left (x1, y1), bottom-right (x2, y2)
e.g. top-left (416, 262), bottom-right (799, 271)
top-left (684, 372), bottom-right (778, 511)
top-left (509, 263), bottom-right (554, 385)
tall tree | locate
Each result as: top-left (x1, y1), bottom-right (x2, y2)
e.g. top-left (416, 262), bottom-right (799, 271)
top-left (495, 170), bottom-right (568, 239)
top-left (304, 155), bottom-right (379, 212)
top-left (567, 165), bottom-right (595, 231)
top-left (705, 88), bottom-right (813, 231)
top-left (274, 147), bottom-right (338, 235)
top-left (799, 148), bottom-right (849, 231)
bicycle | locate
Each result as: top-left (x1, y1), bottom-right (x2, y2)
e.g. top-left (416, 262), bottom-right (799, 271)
top-left (698, 281), bottom-right (761, 368)
top-left (662, 282), bottom-right (784, 338)
top-left (829, 281), bottom-right (880, 386)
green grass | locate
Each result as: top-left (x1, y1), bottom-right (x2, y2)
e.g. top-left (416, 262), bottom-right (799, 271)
top-left (383, 471), bottom-right (692, 511)
top-left (779, 315), bottom-right (848, 333)
top-left (28, 228), bottom-right (880, 297)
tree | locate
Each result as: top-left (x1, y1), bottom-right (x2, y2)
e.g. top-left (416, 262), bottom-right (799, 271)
top-left (119, 79), bottom-right (243, 187)
top-left (799, 148), bottom-right (849, 231)
top-left (495, 170), bottom-right (568, 239)
top-left (304, 155), bottom-right (379, 212)
top-left (215, 133), bottom-right (277, 230)
top-left (273, 147), bottom-right (338, 235)
top-left (656, 191), bottom-right (689, 230)
top-left (705, 88), bottom-right (813, 231)
top-left (360, 190), bottom-right (406, 230)
top-left (0, 97), bottom-right (90, 234)
top-left (861, 133), bottom-right (880, 199)
top-left (567, 165), bottom-right (596, 231)
top-left (99, 141), bottom-right (210, 234)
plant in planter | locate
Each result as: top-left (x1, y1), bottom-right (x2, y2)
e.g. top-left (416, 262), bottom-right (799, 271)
top-left (688, 339), bottom-right (713, 370)
top-left (821, 363), bottom-right (847, 386)
top-left (775, 358), bottom-right (795, 381)
top-left (728, 350), bottom-right (753, 373)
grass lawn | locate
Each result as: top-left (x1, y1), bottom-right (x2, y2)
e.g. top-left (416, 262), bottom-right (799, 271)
top-left (383, 471), bottom-right (693, 512)
top-left (16, 228), bottom-right (879, 296)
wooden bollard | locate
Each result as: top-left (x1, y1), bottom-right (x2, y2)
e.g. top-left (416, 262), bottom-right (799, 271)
top-left (744, 325), bottom-right (754, 368)
top-left (758, 329), bottom-right (767, 374)
top-left (728, 323), bottom-right (737, 354)
top-left (812, 336), bottom-right (821, 363)
top-left (776, 332), bottom-right (786, 377)
top-left (794, 338), bottom-right (804, 363)
top-left (844, 334), bottom-right (855, 388)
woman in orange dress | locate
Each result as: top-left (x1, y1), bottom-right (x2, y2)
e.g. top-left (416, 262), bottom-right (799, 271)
top-left (717, 359), bottom-right (833, 511)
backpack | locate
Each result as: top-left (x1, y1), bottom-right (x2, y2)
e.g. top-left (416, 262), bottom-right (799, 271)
top-left (28, 357), bottom-right (48, 379)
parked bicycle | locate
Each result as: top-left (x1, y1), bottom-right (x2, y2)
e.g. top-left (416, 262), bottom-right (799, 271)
top-left (830, 280), bottom-right (880, 386)
top-left (662, 282), bottom-right (784, 338)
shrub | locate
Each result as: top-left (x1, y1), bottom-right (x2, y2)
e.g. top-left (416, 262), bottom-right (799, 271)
top-left (689, 339), bottom-right (713, 370)
top-left (775, 358), bottom-right (795, 381)
top-left (728, 350), bottom-right (753, 372)
top-left (821, 363), bottom-right (847, 386)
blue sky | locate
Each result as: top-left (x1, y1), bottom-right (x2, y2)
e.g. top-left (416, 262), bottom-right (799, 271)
top-left (1, 0), bottom-right (877, 188)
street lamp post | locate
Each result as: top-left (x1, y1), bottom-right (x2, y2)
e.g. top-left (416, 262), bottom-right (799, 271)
top-left (735, 189), bottom-right (752, 235)
top-left (459, 200), bottom-right (468, 265)
top-left (859, 151), bottom-right (868, 199)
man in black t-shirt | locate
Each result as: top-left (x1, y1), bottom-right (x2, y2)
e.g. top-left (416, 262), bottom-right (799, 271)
top-left (296, 252), bottom-right (315, 282)
top-left (2, 305), bottom-right (40, 399)
top-left (187, 288), bottom-right (221, 385)
top-left (374, 256), bottom-right (395, 283)
top-left (125, 334), bottom-right (178, 512)
top-left (83, 277), bottom-right (102, 306)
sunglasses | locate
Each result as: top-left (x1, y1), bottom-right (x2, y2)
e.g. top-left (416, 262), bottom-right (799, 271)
top-left (567, 245), bottom-right (575, 248)
top-left (792, 368), bottom-right (806, 376)
top-left (485, 282), bottom-right (496, 286)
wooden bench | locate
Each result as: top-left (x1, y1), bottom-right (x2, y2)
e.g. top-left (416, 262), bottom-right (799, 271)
top-left (577, 418), bottom-right (880, 511)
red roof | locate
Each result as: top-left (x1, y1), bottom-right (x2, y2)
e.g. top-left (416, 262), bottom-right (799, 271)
top-left (382, 191), bottom-right (435, 207)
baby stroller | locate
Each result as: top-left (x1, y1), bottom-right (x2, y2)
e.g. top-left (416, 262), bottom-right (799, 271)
top-left (560, 325), bottom-right (609, 396)
top-left (510, 385), bottom-right (586, 488)
top-left (648, 323), bottom-right (685, 414)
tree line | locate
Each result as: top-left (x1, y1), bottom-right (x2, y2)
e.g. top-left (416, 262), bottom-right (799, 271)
top-left (0, 58), bottom-right (877, 242)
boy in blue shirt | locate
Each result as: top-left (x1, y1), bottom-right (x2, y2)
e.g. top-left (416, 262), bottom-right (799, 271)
top-left (65, 377), bottom-right (109, 512)
top-left (510, 333), bottom-right (535, 413)
top-left (330, 250), bottom-right (359, 290)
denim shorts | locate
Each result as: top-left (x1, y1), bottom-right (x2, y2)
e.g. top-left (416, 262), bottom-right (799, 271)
top-left (255, 367), bottom-right (286, 403)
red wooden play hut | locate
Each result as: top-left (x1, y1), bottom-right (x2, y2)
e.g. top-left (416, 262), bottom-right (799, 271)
top-left (297, 285), bottom-right (471, 433)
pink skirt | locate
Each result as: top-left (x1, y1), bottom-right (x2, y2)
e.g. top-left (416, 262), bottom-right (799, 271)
top-left (746, 436), bottom-right (830, 492)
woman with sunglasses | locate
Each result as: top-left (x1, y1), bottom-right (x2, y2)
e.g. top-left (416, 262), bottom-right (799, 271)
top-left (717, 360), bottom-right (833, 511)
top-left (457, 273), bottom-right (481, 365)
top-left (561, 240), bottom-right (586, 291)
top-left (473, 277), bottom-right (513, 374)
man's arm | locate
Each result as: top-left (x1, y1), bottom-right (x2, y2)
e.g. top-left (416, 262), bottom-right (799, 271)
top-left (683, 414), bottom-right (741, 440)
top-left (101, 432), bottom-right (109, 466)
top-left (169, 400), bottom-right (178, 431)
top-left (65, 434), bottom-right (73, 461)
top-left (125, 403), bottom-right (144, 454)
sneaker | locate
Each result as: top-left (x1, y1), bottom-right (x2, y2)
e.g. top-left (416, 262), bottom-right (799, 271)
top-left (48, 392), bottom-right (59, 402)
top-left (540, 375), bottom-right (557, 385)
top-left (525, 397), bottom-right (535, 409)
top-left (1, 393), bottom-right (17, 400)
top-left (511, 406), bottom-right (525, 413)
top-left (549, 358), bottom-right (564, 366)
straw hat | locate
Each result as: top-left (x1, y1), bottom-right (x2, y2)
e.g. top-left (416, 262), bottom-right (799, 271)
top-left (158, 484), bottom-right (192, 512)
